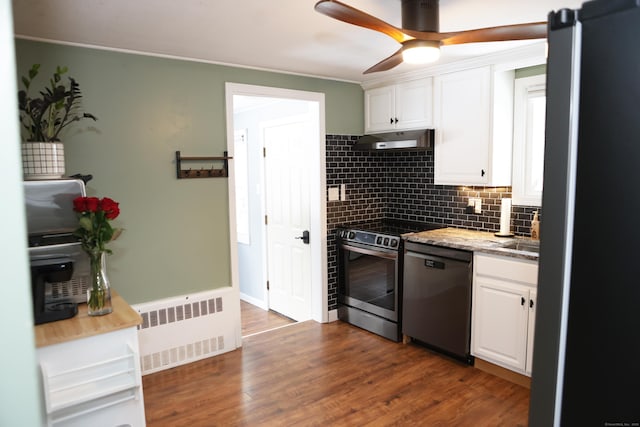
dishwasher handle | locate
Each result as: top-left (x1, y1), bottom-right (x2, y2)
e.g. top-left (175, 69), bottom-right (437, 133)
top-left (405, 248), bottom-right (472, 270)
top-left (406, 250), bottom-right (448, 269)
top-left (423, 258), bottom-right (445, 270)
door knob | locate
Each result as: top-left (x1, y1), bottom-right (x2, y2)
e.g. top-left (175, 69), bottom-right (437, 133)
top-left (295, 230), bottom-right (310, 244)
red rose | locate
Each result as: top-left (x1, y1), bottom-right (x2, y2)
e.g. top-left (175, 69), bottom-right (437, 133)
top-left (73, 196), bottom-right (86, 212)
top-left (85, 197), bottom-right (100, 212)
top-left (100, 197), bottom-right (120, 220)
top-left (73, 196), bottom-right (99, 212)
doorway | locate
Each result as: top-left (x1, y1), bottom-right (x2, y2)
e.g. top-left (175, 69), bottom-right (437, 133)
top-left (225, 83), bottom-right (328, 326)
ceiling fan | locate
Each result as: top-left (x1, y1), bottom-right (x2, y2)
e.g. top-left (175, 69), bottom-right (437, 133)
top-left (314, 0), bottom-right (547, 74)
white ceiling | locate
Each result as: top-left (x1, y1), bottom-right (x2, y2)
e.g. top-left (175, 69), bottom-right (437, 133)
top-left (11, 0), bottom-right (584, 84)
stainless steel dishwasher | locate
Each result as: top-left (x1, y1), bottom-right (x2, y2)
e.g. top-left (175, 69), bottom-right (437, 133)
top-left (402, 241), bottom-right (473, 364)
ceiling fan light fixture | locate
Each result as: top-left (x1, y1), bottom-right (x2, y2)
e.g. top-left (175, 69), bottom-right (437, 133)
top-left (402, 40), bottom-right (440, 64)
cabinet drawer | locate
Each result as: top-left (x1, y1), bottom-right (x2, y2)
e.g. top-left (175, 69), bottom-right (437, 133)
top-left (475, 253), bottom-right (538, 285)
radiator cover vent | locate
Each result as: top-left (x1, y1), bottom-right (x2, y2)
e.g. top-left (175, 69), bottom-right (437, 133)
top-left (133, 289), bottom-right (237, 375)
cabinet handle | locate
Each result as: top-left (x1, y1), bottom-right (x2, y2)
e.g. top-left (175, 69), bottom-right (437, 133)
top-left (521, 296), bottom-right (526, 306)
top-left (530, 299), bottom-right (534, 308)
top-left (481, 169), bottom-right (486, 177)
top-left (394, 117), bottom-right (399, 124)
top-left (390, 118), bottom-right (394, 124)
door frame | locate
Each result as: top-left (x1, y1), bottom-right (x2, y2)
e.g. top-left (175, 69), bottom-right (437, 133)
top-left (225, 82), bottom-right (328, 323)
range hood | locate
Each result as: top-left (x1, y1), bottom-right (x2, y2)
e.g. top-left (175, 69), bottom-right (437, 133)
top-left (353, 129), bottom-right (434, 151)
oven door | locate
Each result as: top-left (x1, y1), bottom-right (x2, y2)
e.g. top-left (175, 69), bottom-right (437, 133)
top-left (339, 241), bottom-right (398, 322)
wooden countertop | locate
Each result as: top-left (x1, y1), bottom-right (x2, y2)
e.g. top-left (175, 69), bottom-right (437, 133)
top-left (35, 290), bottom-right (142, 348)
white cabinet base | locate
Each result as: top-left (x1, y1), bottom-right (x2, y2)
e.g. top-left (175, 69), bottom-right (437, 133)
top-left (37, 327), bottom-right (145, 427)
top-left (472, 253), bottom-right (538, 376)
top-left (473, 277), bottom-right (529, 372)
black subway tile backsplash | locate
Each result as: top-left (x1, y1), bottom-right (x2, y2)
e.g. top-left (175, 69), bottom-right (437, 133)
top-left (325, 134), bottom-right (541, 311)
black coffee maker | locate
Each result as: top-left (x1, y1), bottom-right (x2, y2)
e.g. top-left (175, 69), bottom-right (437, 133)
top-left (25, 178), bottom-right (91, 325)
top-left (31, 257), bottom-right (77, 324)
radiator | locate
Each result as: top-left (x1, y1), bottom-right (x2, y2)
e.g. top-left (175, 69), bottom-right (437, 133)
top-left (132, 287), bottom-right (240, 375)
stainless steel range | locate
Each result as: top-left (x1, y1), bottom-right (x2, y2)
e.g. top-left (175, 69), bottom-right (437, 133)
top-left (336, 220), bottom-right (443, 341)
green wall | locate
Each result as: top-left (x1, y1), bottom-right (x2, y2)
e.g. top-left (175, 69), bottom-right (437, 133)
top-left (14, 39), bottom-right (364, 304)
top-left (516, 64), bottom-right (546, 79)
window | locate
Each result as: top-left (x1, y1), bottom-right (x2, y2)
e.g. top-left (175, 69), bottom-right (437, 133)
top-left (234, 129), bottom-right (250, 244)
top-left (512, 74), bottom-right (546, 206)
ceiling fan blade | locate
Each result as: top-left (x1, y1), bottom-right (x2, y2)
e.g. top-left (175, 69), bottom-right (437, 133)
top-left (441, 22), bottom-right (547, 45)
top-left (363, 48), bottom-right (404, 74)
top-left (315, 0), bottom-right (410, 43)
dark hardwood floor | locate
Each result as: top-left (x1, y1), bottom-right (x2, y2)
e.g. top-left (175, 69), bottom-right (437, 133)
top-left (240, 300), bottom-right (296, 337)
top-left (143, 320), bottom-right (530, 426)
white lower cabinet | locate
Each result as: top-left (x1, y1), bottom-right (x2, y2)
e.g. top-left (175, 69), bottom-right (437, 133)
top-left (36, 327), bottom-right (145, 427)
top-left (472, 253), bottom-right (538, 376)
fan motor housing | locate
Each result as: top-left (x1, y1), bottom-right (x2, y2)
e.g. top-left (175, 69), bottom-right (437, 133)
top-left (402, 0), bottom-right (439, 32)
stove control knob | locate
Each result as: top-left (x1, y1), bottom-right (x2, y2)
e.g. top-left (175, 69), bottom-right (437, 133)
top-left (383, 237), bottom-right (390, 246)
top-left (390, 239), bottom-right (398, 248)
top-left (348, 231), bottom-right (356, 240)
top-left (376, 236), bottom-right (383, 245)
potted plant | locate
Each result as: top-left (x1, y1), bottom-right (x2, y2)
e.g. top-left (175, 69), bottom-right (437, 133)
top-left (18, 64), bottom-right (97, 179)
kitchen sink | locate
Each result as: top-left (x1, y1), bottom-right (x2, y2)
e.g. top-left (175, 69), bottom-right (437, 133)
top-left (502, 240), bottom-right (540, 253)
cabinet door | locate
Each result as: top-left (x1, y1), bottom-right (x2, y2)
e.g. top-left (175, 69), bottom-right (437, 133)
top-left (434, 67), bottom-right (491, 185)
top-left (395, 78), bottom-right (433, 130)
top-left (526, 288), bottom-right (537, 375)
top-left (365, 85), bottom-right (395, 133)
top-left (472, 276), bottom-right (529, 372)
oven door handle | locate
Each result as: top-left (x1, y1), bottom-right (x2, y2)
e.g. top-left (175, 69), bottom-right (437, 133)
top-left (341, 243), bottom-right (397, 260)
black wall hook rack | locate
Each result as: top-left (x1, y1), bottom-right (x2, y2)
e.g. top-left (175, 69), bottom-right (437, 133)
top-left (175, 151), bottom-right (232, 179)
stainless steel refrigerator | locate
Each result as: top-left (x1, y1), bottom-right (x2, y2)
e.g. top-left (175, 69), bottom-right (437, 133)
top-left (529, 1), bottom-right (640, 425)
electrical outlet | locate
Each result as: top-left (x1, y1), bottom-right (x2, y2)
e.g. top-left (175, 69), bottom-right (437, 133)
top-left (468, 197), bottom-right (482, 214)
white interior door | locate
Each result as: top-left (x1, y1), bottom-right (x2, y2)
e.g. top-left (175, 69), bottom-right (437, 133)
top-left (263, 115), bottom-right (312, 321)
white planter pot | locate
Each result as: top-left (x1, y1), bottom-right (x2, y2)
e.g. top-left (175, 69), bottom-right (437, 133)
top-left (21, 142), bottom-right (66, 179)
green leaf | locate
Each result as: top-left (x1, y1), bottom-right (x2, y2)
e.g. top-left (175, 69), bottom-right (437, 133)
top-left (28, 64), bottom-right (40, 79)
top-left (21, 76), bottom-right (30, 89)
top-left (78, 216), bottom-right (93, 232)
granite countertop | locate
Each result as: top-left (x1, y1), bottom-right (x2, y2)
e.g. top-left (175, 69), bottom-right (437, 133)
top-left (404, 227), bottom-right (539, 261)
top-left (35, 290), bottom-right (142, 348)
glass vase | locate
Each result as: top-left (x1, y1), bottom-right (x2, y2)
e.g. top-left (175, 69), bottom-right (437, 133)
top-left (87, 251), bottom-right (112, 316)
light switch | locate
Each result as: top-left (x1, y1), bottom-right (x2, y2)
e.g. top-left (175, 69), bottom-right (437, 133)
top-left (473, 198), bottom-right (482, 214)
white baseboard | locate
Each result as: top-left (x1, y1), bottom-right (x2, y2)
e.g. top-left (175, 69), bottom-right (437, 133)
top-left (240, 292), bottom-right (267, 310)
top-left (328, 309), bottom-right (338, 322)
top-left (132, 287), bottom-right (240, 375)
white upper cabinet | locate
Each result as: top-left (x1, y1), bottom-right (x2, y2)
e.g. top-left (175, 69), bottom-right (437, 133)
top-left (512, 74), bottom-right (546, 206)
top-left (364, 78), bottom-right (433, 133)
top-left (433, 66), bottom-right (514, 186)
